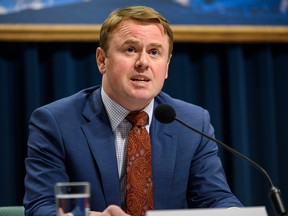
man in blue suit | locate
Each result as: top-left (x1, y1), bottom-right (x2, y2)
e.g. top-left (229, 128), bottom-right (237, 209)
top-left (24, 5), bottom-right (242, 216)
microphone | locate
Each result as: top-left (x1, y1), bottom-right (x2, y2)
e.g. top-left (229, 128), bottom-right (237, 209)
top-left (154, 103), bottom-right (287, 216)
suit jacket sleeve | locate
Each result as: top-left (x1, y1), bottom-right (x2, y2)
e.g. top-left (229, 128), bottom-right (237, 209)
top-left (24, 106), bottom-right (68, 216)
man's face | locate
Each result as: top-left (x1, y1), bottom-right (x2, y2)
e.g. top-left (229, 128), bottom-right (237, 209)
top-left (96, 19), bottom-right (171, 111)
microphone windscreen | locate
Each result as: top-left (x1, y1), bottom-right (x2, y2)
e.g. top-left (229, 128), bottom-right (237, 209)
top-left (154, 104), bottom-right (176, 124)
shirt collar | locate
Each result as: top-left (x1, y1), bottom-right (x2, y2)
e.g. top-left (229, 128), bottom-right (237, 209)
top-left (101, 87), bottom-right (154, 131)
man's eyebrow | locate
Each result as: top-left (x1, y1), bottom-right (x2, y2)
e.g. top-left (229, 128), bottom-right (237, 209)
top-left (149, 43), bottom-right (164, 49)
top-left (122, 40), bottom-right (163, 49)
top-left (122, 39), bottom-right (140, 45)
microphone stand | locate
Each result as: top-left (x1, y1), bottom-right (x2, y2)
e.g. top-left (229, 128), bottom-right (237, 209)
top-left (174, 116), bottom-right (287, 216)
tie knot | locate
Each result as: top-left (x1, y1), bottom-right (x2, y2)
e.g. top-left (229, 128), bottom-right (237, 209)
top-left (126, 111), bottom-right (148, 127)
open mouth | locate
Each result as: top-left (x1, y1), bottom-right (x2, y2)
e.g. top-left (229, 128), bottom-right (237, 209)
top-left (131, 77), bottom-right (150, 82)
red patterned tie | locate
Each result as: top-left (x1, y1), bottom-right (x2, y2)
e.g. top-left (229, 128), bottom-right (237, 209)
top-left (125, 111), bottom-right (154, 216)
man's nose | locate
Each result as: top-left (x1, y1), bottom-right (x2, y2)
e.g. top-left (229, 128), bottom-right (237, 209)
top-left (135, 52), bottom-right (149, 70)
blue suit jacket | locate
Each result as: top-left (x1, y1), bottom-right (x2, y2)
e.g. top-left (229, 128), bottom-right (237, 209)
top-left (24, 86), bottom-right (242, 215)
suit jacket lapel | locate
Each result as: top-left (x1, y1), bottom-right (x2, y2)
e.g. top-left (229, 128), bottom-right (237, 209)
top-left (150, 112), bottom-right (178, 208)
top-left (81, 88), bottom-right (121, 206)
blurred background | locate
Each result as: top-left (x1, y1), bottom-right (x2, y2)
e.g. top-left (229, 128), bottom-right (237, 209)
top-left (0, 0), bottom-right (288, 215)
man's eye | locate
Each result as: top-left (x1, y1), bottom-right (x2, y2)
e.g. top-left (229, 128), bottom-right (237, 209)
top-left (127, 47), bottom-right (135, 53)
top-left (150, 49), bottom-right (159, 56)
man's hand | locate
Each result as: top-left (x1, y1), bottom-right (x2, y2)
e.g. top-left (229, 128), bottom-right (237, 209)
top-left (89, 205), bottom-right (130, 216)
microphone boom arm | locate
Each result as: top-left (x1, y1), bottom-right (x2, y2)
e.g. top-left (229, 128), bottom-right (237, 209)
top-left (174, 116), bottom-right (287, 216)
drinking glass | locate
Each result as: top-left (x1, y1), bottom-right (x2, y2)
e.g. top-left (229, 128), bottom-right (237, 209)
top-left (55, 182), bottom-right (90, 216)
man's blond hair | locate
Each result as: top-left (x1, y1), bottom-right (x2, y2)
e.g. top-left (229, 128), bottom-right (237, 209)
top-left (99, 6), bottom-right (174, 57)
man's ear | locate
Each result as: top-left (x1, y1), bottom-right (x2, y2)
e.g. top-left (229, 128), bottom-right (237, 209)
top-left (96, 47), bottom-right (106, 74)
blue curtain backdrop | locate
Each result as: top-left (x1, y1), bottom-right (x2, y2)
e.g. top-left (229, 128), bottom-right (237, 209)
top-left (0, 42), bottom-right (287, 215)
